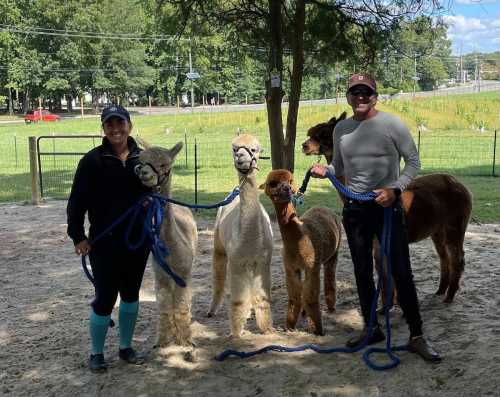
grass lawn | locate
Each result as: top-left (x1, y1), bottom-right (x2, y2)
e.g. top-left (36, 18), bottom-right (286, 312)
top-left (0, 94), bottom-right (499, 222)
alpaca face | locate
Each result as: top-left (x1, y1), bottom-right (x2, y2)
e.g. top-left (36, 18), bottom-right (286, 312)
top-left (136, 142), bottom-right (182, 188)
top-left (301, 112), bottom-right (347, 158)
top-left (261, 169), bottom-right (297, 203)
top-left (231, 134), bottom-right (261, 174)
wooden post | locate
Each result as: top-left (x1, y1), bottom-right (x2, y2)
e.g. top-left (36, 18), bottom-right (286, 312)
top-left (148, 95), bottom-right (152, 115)
top-left (80, 96), bottom-right (84, 118)
top-left (29, 136), bottom-right (41, 205)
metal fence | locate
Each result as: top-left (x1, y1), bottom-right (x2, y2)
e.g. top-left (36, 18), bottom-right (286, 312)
top-left (0, 129), bottom-right (498, 204)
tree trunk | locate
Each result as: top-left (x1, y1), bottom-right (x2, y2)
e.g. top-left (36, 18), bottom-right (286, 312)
top-left (8, 87), bottom-right (13, 116)
top-left (266, 0), bottom-right (285, 170)
top-left (284, 0), bottom-right (305, 173)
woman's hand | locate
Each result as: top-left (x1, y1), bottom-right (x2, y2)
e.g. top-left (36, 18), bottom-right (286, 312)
top-left (75, 239), bottom-right (91, 256)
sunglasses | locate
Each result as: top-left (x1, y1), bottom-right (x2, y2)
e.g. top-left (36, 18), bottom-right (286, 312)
top-left (348, 88), bottom-right (375, 97)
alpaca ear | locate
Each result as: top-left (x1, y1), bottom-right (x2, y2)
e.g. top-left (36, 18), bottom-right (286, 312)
top-left (136, 136), bottom-right (152, 149)
top-left (169, 141), bottom-right (183, 158)
top-left (258, 182), bottom-right (266, 190)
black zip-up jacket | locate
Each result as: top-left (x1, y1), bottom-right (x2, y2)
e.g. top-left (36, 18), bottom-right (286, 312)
top-left (67, 136), bottom-right (150, 247)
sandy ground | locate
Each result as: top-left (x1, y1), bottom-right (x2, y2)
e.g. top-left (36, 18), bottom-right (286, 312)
top-left (1, 200), bottom-right (499, 397)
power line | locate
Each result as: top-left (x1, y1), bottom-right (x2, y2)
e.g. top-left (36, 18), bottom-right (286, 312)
top-left (0, 24), bottom-right (188, 42)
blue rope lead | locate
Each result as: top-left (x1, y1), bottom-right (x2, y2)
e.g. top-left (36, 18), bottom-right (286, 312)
top-left (81, 188), bottom-right (241, 287)
top-left (216, 170), bottom-right (407, 370)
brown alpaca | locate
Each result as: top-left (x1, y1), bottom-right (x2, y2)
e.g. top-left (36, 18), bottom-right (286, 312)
top-left (302, 114), bottom-right (473, 304)
top-left (260, 170), bottom-right (342, 335)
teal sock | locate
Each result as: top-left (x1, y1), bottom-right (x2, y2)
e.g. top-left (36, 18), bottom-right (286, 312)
top-left (119, 300), bottom-right (139, 350)
top-left (89, 309), bottom-right (111, 355)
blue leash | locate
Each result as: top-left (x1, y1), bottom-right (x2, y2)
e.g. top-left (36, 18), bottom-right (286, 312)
top-left (215, 170), bottom-right (407, 370)
top-left (81, 188), bottom-right (241, 290)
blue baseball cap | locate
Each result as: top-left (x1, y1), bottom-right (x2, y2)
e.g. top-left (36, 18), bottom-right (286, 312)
top-left (101, 104), bottom-right (131, 124)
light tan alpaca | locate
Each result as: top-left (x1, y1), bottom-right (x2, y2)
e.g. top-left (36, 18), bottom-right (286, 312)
top-left (136, 141), bottom-right (198, 358)
top-left (207, 134), bottom-right (274, 337)
top-left (260, 170), bottom-right (342, 335)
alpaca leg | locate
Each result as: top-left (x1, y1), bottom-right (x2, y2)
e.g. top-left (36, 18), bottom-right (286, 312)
top-left (431, 232), bottom-right (451, 297)
top-left (208, 245), bottom-right (228, 317)
top-left (156, 281), bottom-right (175, 347)
top-left (284, 266), bottom-right (302, 331)
top-left (230, 271), bottom-right (252, 337)
top-left (253, 260), bottom-right (273, 334)
top-left (173, 281), bottom-right (193, 346)
top-left (443, 228), bottom-right (466, 303)
top-left (302, 268), bottom-right (323, 336)
top-left (324, 252), bottom-right (338, 313)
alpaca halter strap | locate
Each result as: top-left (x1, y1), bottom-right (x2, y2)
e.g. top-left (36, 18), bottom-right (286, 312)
top-left (234, 146), bottom-right (258, 174)
top-left (136, 163), bottom-right (170, 187)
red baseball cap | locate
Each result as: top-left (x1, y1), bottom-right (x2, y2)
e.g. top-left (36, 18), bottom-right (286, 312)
top-left (347, 74), bottom-right (377, 92)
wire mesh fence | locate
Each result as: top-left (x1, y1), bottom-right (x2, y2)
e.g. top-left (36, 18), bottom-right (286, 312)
top-left (0, 128), bottom-right (498, 204)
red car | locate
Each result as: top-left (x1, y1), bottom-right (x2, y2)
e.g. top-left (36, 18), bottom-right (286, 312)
top-left (25, 110), bottom-right (61, 124)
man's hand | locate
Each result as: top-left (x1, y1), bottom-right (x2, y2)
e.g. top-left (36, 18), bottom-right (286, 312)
top-left (373, 188), bottom-right (397, 207)
top-left (310, 164), bottom-right (328, 179)
top-left (75, 239), bottom-right (91, 256)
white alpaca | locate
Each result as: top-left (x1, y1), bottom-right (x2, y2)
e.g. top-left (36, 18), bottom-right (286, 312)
top-left (208, 134), bottom-right (274, 337)
top-left (136, 141), bottom-right (198, 357)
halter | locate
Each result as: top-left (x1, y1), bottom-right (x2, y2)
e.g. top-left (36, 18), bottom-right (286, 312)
top-left (233, 146), bottom-right (259, 174)
top-left (135, 162), bottom-right (170, 188)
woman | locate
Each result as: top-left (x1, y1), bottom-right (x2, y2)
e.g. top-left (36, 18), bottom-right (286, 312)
top-left (67, 104), bottom-right (151, 373)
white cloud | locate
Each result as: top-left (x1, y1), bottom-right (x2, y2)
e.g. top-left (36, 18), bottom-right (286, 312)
top-left (455, 0), bottom-right (496, 4)
top-left (443, 15), bottom-right (486, 33)
top-left (445, 14), bottom-right (500, 53)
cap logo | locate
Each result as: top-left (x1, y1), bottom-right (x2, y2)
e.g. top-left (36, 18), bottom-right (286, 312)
top-left (358, 76), bottom-right (364, 80)
top-left (110, 106), bottom-right (117, 111)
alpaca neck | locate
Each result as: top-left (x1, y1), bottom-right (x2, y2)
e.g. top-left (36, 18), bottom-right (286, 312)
top-left (237, 173), bottom-right (263, 236)
top-left (158, 179), bottom-right (178, 236)
top-left (273, 202), bottom-right (303, 247)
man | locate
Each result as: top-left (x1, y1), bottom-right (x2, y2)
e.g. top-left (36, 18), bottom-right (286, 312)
top-left (67, 105), bottom-right (151, 372)
top-left (310, 74), bottom-right (441, 362)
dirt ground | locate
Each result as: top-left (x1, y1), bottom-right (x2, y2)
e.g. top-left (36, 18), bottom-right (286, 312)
top-left (1, 200), bottom-right (499, 397)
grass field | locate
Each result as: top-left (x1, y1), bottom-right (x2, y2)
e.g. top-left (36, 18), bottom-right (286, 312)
top-left (0, 93), bottom-right (499, 222)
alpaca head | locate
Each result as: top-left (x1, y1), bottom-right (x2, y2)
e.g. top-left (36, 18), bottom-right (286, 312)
top-left (231, 134), bottom-right (261, 176)
top-left (260, 169), bottom-right (298, 204)
top-left (301, 112), bottom-right (347, 159)
top-left (135, 140), bottom-right (183, 188)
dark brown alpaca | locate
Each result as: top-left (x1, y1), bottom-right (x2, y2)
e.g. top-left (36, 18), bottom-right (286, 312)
top-left (260, 170), bottom-right (342, 335)
top-left (302, 114), bottom-right (473, 304)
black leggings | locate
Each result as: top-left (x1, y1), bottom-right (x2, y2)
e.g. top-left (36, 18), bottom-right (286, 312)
top-left (342, 199), bottom-right (423, 337)
top-left (89, 240), bottom-right (150, 316)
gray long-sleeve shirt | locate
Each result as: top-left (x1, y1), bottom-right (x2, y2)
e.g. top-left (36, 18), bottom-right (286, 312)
top-left (328, 111), bottom-right (420, 193)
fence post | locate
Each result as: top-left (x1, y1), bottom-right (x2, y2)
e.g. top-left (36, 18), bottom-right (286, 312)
top-left (14, 133), bottom-right (18, 168)
top-left (194, 138), bottom-right (198, 210)
top-left (184, 132), bottom-right (188, 168)
top-left (417, 128), bottom-right (421, 153)
top-left (29, 136), bottom-right (41, 205)
top-left (493, 130), bottom-right (497, 177)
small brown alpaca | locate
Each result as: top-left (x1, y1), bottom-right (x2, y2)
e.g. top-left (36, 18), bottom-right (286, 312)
top-left (260, 170), bottom-right (342, 335)
top-left (302, 114), bottom-right (473, 304)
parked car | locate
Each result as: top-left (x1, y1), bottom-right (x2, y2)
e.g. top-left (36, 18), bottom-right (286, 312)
top-left (24, 110), bottom-right (61, 124)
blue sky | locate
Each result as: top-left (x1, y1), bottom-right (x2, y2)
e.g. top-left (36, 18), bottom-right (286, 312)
top-left (445, 0), bottom-right (500, 54)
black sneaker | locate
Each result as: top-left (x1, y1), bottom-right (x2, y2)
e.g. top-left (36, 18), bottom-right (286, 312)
top-left (119, 347), bottom-right (144, 365)
top-left (346, 325), bottom-right (386, 348)
top-left (89, 354), bottom-right (107, 373)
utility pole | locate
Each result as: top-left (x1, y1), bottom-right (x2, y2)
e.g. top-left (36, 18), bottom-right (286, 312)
top-left (189, 40), bottom-right (194, 111)
top-left (478, 56), bottom-right (482, 92)
top-left (459, 43), bottom-right (463, 84)
top-left (412, 52), bottom-right (419, 97)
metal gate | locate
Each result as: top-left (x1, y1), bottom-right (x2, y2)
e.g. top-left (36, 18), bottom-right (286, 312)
top-left (37, 135), bottom-right (102, 199)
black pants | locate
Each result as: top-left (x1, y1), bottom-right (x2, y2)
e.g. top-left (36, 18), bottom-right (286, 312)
top-left (89, 239), bottom-right (150, 316)
top-left (342, 199), bottom-right (423, 337)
